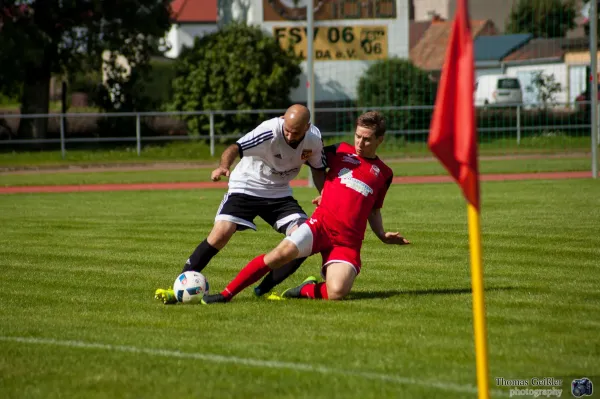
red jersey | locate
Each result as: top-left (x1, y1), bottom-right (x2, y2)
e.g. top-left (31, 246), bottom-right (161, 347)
top-left (314, 142), bottom-right (393, 247)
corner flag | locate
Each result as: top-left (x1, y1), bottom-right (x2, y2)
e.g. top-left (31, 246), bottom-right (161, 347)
top-left (428, 0), bottom-right (479, 209)
top-left (427, 0), bottom-right (490, 398)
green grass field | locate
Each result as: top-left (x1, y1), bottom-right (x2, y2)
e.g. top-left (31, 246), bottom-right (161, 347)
top-left (0, 156), bottom-right (596, 187)
top-left (0, 179), bottom-right (599, 398)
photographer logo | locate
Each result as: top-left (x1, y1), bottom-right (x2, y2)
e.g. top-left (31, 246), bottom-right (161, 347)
top-left (571, 378), bottom-right (593, 397)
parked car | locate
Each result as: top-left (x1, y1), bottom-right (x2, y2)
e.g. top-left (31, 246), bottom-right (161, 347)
top-left (474, 75), bottom-right (523, 106)
top-left (575, 85), bottom-right (600, 113)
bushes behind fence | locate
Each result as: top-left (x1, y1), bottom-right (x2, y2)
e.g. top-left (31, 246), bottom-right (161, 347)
top-left (0, 105), bottom-right (591, 147)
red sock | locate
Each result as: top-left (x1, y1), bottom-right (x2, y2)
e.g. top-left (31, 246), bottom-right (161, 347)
top-left (222, 254), bottom-right (270, 300)
top-left (299, 282), bottom-right (329, 299)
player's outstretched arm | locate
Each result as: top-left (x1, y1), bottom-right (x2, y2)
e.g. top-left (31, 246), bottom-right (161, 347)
top-left (211, 144), bottom-right (240, 181)
top-left (368, 208), bottom-right (410, 245)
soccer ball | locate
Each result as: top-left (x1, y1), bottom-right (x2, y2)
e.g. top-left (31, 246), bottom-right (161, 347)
top-left (173, 271), bottom-right (209, 304)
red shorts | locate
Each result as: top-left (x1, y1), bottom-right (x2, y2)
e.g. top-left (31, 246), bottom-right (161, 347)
top-left (306, 216), bottom-right (362, 275)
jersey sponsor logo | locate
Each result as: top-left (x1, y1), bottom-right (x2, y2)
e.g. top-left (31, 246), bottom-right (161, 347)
top-left (338, 168), bottom-right (373, 197)
top-left (263, 165), bottom-right (300, 178)
top-left (342, 154), bottom-right (361, 165)
top-left (370, 164), bottom-right (380, 176)
top-left (301, 149), bottom-right (313, 160)
top-left (308, 218), bottom-right (317, 225)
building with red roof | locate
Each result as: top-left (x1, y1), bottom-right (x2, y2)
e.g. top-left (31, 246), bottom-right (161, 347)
top-left (165, 0), bottom-right (218, 58)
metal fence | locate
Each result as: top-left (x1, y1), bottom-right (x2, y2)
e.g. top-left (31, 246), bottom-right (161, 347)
top-left (0, 103), bottom-right (596, 159)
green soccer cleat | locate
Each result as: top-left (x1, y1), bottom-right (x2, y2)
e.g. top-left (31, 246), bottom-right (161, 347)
top-left (154, 288), bottom-right (177, 305)
top-left (281, 276), bottom-right (318, 299)
top-left (264, 291), bottom-right (285, 301)
top-left (254, 286), bottom-right (285, 300)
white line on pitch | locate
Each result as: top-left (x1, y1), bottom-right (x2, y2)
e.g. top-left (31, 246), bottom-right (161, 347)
top-left (0, 336), bottom-right (506, 396)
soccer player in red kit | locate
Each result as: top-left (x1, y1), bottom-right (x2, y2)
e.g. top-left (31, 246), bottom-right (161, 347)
top-left (202, 111), bottom-right (410, 303)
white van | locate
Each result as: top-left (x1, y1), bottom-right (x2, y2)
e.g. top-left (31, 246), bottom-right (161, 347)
top-left (474, 75), bottom-right (523, 106)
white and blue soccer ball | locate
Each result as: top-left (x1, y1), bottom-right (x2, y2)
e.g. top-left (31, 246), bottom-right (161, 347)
top-left (173, 271), bottom-right (209, 304)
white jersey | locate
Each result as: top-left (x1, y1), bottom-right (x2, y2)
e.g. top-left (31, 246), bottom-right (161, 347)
top-left (228, 117), bottom-right (325, 198)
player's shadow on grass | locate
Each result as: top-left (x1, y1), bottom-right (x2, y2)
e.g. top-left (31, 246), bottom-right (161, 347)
top-left (347, 286), bottom-right (517, 300)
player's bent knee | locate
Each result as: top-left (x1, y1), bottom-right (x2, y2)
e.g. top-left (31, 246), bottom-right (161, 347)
top-left (265, 240), bottom-right (299, 269)
top-left (324, 262), bottom-right (356, 300)
top-left (207, 221), bottom-right (237, 249)
top-left (326, 280), bottom-right (351, 300)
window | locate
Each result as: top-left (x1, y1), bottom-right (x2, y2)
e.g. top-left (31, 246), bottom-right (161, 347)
top-left (497, 78), bottom-right (521, 89)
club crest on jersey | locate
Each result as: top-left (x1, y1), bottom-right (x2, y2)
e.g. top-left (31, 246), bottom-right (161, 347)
top-left (338, 168), bottom-right (373, 197)
top-left (301, 149), bottom-right (312, 160)
top-left (342, 154), bottom-right (361, 165)
top-left (370, 165), bottom-right (380, 176)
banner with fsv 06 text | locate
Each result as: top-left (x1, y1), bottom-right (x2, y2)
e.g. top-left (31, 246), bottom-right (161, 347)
top-left (273, 26), bottom-right (388, 61)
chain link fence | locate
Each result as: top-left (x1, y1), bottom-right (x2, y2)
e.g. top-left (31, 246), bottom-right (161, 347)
top-left (0, 103), bottom-right (595, 159)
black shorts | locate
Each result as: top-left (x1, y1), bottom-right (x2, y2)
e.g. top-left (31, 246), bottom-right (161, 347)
top-left (215, 193), bottom-right (307, 234)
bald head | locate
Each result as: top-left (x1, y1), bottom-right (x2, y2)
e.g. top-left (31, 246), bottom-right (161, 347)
top-left (282, 104), bottom-right (311, 147)
top-left (284, 104), bottom-right (311, 126)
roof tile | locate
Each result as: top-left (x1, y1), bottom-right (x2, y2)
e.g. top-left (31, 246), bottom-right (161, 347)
top-left (410, 20), bottom-right (498, 71)
top-left (171, 0), bottom-right (217, 23)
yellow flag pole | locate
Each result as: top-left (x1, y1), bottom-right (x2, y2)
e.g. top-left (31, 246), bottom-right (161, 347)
top-left (467, 202), bottom-right (490, 399)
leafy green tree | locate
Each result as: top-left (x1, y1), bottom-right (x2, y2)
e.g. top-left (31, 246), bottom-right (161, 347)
top-left (0, 1), bottom-right (171, 139)
top-left (170, 22), bottom-right (302, 136)
top-left (505, 0), bottom-right (576, 38)
top-left (357, 58), bottom-right (437, 133)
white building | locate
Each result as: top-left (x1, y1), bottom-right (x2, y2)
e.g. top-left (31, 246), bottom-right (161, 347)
top-left (502, 38), bottom-right (589, 107)
top-left (225, 0), bottom-right (409, 103)
top-left (164, 0), bottom-right (218, 59)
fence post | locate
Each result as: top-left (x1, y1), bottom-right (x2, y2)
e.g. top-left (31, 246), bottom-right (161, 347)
top-left (136, 113), bottom-right (141, 156)
top-left (59, 114), bottom-right (66, 159)
top-left (516, 104), bottom-right (521, 146)
top-left (307, 0), bottom-right (316, 189)
top-left (209, 112), bottom-right (215, 157)
top-left (591, 0), bottom-right (598, 179)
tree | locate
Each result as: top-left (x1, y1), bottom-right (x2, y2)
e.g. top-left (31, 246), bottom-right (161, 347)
top-left (0, 1), bottom-right (171, 139)
top-left (526, 71), bottom-right (562, 109)
top-left (169, 22), bottom-right (302, 136)
top-left (505, 0), bottom-right (576, 38)
top-left (357, 59), bottom-right (437, 133)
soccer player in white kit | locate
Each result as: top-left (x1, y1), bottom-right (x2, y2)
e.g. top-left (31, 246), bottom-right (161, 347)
top-left (155, 105), bottom-right (326, 304)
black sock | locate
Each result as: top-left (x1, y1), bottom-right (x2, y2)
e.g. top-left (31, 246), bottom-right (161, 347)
top-left (182, 239), bottom-right (219, 273)
top-left (254, 257), bottom-right (307, 295)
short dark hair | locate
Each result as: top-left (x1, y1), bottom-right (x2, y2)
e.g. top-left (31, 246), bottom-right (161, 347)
top-left (356, 111), bottom-right (386, 137)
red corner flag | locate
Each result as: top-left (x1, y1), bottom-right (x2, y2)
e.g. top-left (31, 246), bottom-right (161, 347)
top-left (428, 3), bottom-right (490, 398)
top-left (428, 0), bottom-right (479, 210)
